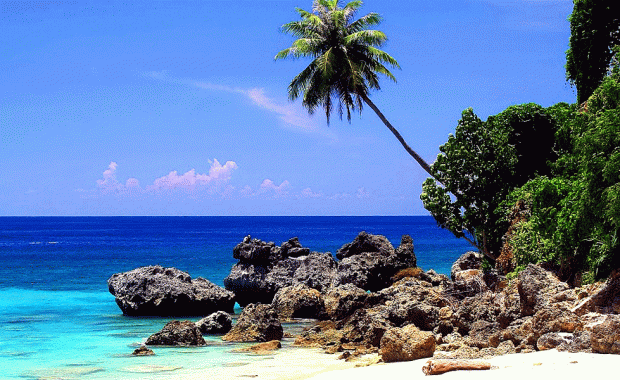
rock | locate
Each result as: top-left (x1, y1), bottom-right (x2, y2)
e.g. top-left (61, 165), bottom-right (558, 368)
top-left (395, 235), bottom-right (416, 268)
top-left (557, 331), bottom-right (592, 353)
top-left (372, 279), bottom-right (449, 330)
top-left (233, 236), bottom-right (281, 264)
top-left (132, 346), bottom-right (155, 356)
top-left (339, 308), bottom-right (392, 347)
top-left (223, 263), bottom-right (275, 306)
top-left (292, 251), bottom-right (337, 293)
top-left (195, 311), bottom-right (232, 334)
top-left (222, 303), bottom-right (283, 342)
top-left (280, 237), bottom-right (310, 258)
top-left (379, 324), bottom-right (436, 363)
top-left (294, 321), bottom-right (344, 348)
top-left (465, 321), bottom-right (500, 349)
top-left (336, 231), bottom-right (395, 260)
top-left (452, 269), bottom-right (488, 298)
top-left (530, 304), bottom-right (582, 338)
top-left (225, 237), bottom-right (335, 306)
top-left (233, 340), bottom-right (282, 355)
top-left (517, 264), bottom-right (570, 317)
top-left (537, 332), bottom-right (573, 351)
top-left (272, 284), bottom-right (327, 320)
top-left (572, 269), bottom-right (620, 316)
top-left (589, 314), bottom-right (620, 354)
top-left (145, 320), bottom-right (206, 346)
top-left (450, 252), bottom-right (482, 281)
top-left (107, 266), bottom-right (235, 316)
top-left (323, 284), bottom-right (368, 321)
top-left (452, 292), bottom-right (501, 335)
top-left (331, 233), bottom-right (416, 292)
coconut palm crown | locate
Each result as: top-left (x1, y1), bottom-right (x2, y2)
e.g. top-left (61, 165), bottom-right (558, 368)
top-left (275, 0), bottom-right (434, 177)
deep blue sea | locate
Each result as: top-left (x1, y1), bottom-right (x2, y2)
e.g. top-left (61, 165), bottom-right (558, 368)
top-left (0, 216), bottom-right (471, 379)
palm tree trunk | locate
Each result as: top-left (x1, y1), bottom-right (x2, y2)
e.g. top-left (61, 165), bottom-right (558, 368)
top-left (360, 93), bottom-right (437, 181)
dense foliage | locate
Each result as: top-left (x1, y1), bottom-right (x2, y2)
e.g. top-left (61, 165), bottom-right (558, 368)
top-left (566, 0), bottom-right (620, 103)
top-left (505, 74), bottom-right (620, 281)
top-left (420, 104), bottom-right (558, 260)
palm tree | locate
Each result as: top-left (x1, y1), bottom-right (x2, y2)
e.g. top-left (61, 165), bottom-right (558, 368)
top-left (275, 0), bottom-right (434, 177)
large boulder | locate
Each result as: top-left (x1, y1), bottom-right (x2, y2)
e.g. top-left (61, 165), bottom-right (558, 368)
top-left (379, 324), bottom-right (436, 362)
top-left (336, 231), bottom-right (395, 260)
top-left (107, 266), bottom-right (235, 316)
top-left (222, 303), bottom-right (283, 342)
top-left (451, 251), bottom-right (482, 281)
top-left (589, 314), bottom-right (620, 354)
top-left (195, 311), bottom-right (232, 335)
top-left (572, 269), bottom-right (620, 316)
top-left (292, 251), bottom-right (337, 293)
top-left (224, 237), bottom-right (336, 306)
top-left (332, 233), bottom-right (417, 292)
top-left (233, 235), bottom-right (282, 264)
top-left (517, 264), bottom-right (570, 317)
top-left (323, 284), bottom-right (368, 321)
top-left (223, 263), bottom-right (274, 306)
top-left (339, 308), bottom-right (392, 347)
top-left (272, 284), bottom-right (327, 320)
top-left (145, 320), bottom-right (206, 346)
top-left (374, 279), bottom-right (449, 330)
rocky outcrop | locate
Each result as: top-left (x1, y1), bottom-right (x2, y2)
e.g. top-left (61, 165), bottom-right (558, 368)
top-left (107, 266), bottom-right (235, 316)
top-left (339, 308), bottom-right (391, 347)
top-left (331, 232), bottom-right (417, 292)
top-left (336, 231), bottom-right (395, 260)
top-left (323, 284), bottom-right (368, 321)
top-left (517, 264), bottom-right (570, 317)
top-left (224, 237), bottom-right (336, 306)
top-left (379, 324), bottom-right (436, 362)
top-left (145, 320), bottom-right (206, 346)
top-left (572, 269), bottom-right (620, 316)
top-left (195, 311), bottom-right (232, 335)
top-left (589, 314), bottom-right (620, 354)
top-left (272, 283), bottom-right (327, 320)
top-left (451, 252), bottom-right (482, 281)
top-left (222, 303), bottom-right (283, 342)
top-left (292, 251), bottom-right (337, 292)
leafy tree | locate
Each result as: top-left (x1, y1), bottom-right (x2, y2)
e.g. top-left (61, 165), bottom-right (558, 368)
top-left (275, 0), bottom-right (434, 177)
top-left (505, 74), bottom-right (620, 281)
top-left (566, 0), bottom-right (620, 103)
top-left (421, 104), bottom-right (558, 260)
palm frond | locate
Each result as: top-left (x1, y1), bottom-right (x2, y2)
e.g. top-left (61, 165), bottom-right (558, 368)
top-left (345, 30), bottom-right (388, 47)
top-left (367, 46), bottom-right (400, 69)
top-left (347, 12), bottom-right (381, 33)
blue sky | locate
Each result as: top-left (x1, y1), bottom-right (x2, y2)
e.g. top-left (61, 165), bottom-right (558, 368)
top-left (1, 0), bottom-right (576, 216)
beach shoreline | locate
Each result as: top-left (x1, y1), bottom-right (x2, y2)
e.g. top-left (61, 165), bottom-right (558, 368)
top-left (174, 347), bottom-right (615, 380)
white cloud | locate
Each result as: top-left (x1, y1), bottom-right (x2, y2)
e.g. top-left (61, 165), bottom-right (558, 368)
top-left (143, 71), bottom-right (335, 139)
top-left (149, 159), bottom-right (238, 191)
top-left (95, 160), bottom-right (237, 196)
top-left (300, 187), bottom-right (322, 199)
top-left (356, 187), bottom-right (370, 199)
top-left (96, 161), bottom-right (140, 194)
top-left (259, 179), bottom-right (290, 197)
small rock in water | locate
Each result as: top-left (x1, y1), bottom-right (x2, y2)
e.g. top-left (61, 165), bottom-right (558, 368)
top-left (132, 345), bottom-right (155, 356)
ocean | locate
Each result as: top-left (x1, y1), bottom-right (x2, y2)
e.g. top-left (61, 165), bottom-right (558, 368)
top-left (0, 216), bottom-right (472, 379)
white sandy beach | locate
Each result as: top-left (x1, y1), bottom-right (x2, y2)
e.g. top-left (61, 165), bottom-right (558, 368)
top-left (307, 350), bottom-right (617, 380)
top-left (171, 348), bottom-right (619, 380)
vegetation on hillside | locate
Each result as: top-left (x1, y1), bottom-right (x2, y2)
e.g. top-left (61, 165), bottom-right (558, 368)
top-left (422, 1), bottom-right (620, 282)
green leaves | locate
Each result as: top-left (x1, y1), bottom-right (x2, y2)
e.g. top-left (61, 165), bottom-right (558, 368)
top-left (276, 0), bottom-right (399, 123)
top-left (566, 0), bottom-right (620, 103)
top-left (421, 105), bottom-right (558, 260)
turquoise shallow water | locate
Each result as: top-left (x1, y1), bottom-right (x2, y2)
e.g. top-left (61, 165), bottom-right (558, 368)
top-left (0, 216), bottom-right (472, 379)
